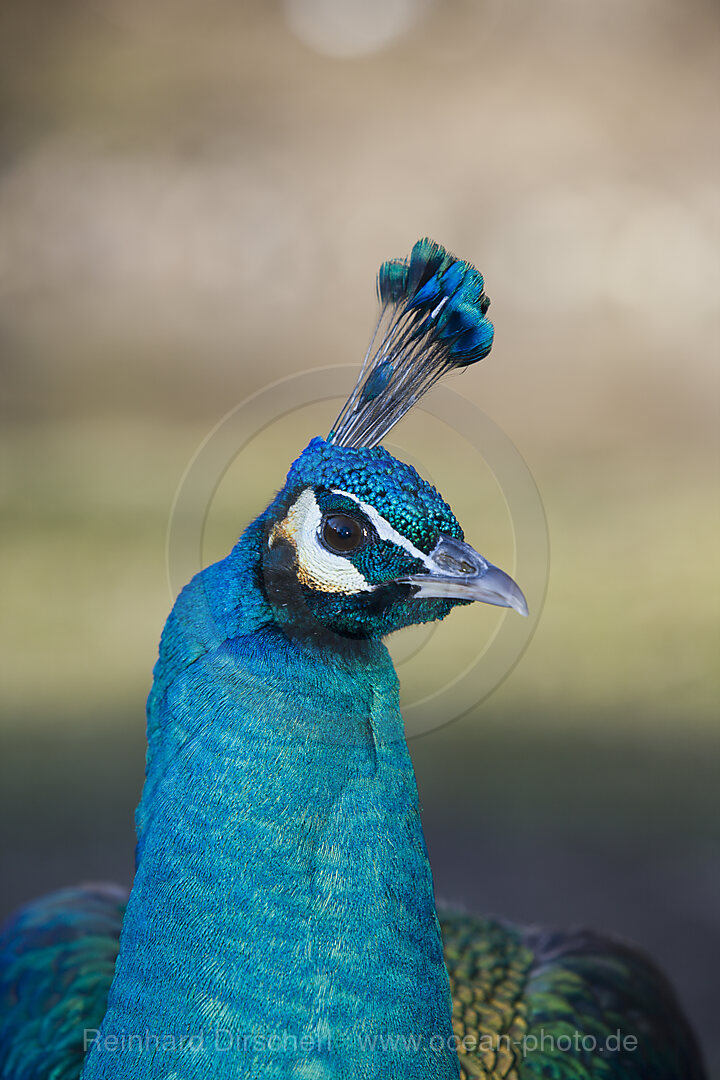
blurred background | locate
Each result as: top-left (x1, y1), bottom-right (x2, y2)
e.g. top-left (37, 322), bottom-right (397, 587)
top-left (1, 0), bottom-right (718, 1069)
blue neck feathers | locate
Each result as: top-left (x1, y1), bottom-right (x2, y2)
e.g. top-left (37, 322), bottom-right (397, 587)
top-left (81, 511), bottom-right (459, 1080)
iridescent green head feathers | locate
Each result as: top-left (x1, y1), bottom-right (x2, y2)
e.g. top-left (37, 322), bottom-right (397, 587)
top-left (329, 238), bottom-right (494, 449)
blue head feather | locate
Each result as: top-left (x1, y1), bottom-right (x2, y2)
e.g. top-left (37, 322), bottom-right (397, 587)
top-left (330, 239), bottom-right (494, 448)
top-left (283, 436), bottom-right (462, 553)
top-left (256, 436), bottom-right (467, 640)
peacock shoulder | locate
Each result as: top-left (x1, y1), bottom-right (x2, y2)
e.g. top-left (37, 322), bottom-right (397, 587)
top-left (440, 910), bottom-right (706, 1079)
top-left (0, 884), bottom-right (126, 1080)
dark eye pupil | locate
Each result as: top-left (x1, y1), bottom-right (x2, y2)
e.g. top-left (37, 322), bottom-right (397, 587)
top-left (322, 514), bottom-right (364, 554)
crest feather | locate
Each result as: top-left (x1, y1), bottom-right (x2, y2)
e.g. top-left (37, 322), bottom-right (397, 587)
top-left (329, 239), bottom-right (494, 449)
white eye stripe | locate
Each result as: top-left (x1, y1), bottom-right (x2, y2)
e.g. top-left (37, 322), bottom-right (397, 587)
top-left (331, 489), bottom-right (433, 571)
top-left (272, 486), bottom-right (433, 596)
top-left (275, 488), bottom-right (372, 594)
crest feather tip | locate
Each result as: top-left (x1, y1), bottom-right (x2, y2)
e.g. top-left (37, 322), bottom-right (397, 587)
top-left (330, 239), bottom-right (494, 449)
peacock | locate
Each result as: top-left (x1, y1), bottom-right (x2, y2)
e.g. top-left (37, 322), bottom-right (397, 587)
top-left (0, 240), bottom-right (706, 1079)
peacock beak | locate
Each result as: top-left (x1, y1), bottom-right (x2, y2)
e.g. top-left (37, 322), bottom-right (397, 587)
top-left (399, 535), bottom-right (528, 616)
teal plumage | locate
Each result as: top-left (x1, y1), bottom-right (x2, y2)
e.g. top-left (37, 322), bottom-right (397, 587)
top-left (0, 886), bottom-right (124, 1079)
top-left (0, 240), bottom-right (706, 1078)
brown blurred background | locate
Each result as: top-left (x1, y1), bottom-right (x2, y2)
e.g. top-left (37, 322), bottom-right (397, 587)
top-left (1, 0), bottom-right (719, 1069)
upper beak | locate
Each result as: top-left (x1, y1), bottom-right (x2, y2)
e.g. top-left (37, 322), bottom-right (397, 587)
top-left (399, 534), bottom-right (528, 616)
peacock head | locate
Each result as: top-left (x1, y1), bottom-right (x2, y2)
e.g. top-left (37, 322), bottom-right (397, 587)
top-left (259, 239), bottom-right (527, 641)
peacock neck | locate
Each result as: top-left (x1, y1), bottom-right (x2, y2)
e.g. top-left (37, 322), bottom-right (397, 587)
top-left (81, 515), bottom-right (459, 1080)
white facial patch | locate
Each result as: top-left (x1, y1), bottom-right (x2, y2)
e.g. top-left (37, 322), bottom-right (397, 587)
top-left (269, 488), bottom-right (372, 594)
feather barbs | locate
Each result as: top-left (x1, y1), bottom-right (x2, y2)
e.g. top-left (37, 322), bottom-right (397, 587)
top-left (329, 239), bottom-right (494, 449)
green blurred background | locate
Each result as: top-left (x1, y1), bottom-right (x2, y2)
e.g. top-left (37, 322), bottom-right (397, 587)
top-left (1, 0), bottom-right (718, 1069)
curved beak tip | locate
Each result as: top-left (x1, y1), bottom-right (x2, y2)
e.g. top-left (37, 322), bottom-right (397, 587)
top-left (510, 589), bottom-right (529, 618)
top-left (470, 562), bottom-right (529, 617)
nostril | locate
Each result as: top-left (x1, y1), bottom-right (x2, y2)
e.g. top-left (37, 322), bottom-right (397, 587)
top-left (434, 547), bottom-right (480, 576)
top-left (436, 553), bottom-right (475, 574)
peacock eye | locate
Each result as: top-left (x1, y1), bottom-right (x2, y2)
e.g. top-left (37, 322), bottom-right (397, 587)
top-left (320, 513), bottom-right (366, 555)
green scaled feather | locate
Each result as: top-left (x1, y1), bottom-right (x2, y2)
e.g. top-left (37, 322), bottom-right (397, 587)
top-left (440, 912), bottom-right (707, 1079)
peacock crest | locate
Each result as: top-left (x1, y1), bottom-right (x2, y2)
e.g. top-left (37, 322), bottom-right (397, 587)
top-left (329, 238), bottom-right (494, 449)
